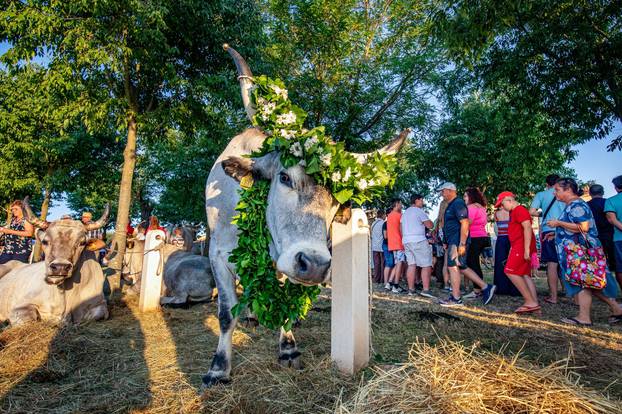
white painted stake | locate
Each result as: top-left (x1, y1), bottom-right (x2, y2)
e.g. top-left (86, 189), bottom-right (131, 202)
top-left (331, 208), bottom-right (370, 374)
top-left (139, 229), bottom-right (166, 312)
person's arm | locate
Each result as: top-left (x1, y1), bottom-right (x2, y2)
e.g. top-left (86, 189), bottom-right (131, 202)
top-left (458, 218), bottom-right (470, 255)
top-left (606, 212), bottom-right (622, 232)
top-left (521, 220), bottom-right (532, 260)
top-left (423, 220), bottom-right (434, 229)
top-left (0, 221), bottom-right (34, 238)
top-left (547, 218), bottom-right (589, 233)
top-left (529, 193), bottom-right (541, 217)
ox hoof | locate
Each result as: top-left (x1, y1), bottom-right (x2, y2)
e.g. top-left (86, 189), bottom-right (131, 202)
top-left (241, 317), bottom-right (259, 328)
top-left (278, 352), bottom-right (303, 370)
top-left (201, 373), bottom-right (231, 389)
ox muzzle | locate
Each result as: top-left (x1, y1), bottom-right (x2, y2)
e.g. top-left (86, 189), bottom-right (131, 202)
top-left (45, 260), bottom-right (74, 285)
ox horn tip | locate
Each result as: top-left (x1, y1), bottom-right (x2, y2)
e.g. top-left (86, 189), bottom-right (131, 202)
top-left (223, 43), bottom-right (230, 51)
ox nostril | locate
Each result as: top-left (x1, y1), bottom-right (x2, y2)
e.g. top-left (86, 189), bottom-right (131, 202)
top-left (296, 252), bottom-right (310, 274)
top-left (50, 262), bottom-right (72, 275)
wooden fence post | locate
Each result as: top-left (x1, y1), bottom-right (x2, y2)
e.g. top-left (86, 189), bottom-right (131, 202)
top-left (330, 208), bottom-right (370, 374)
top-left (138, 229), bottom-right (165, 312)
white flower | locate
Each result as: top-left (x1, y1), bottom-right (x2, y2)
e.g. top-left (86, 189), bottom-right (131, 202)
top-left (263, 102), bottom-right (276, 115)
top-left (304, 135), bottom-right (318, 150)
top-left (332, 171), bottom-right (342, 181)
top-left (343, 168), bottom-right (352, 182)
top-left (357, 179), bottom-right (368, 190)
top-left (298, 159), bottom-right (307, 167)
top-left (256, 96), bottom-right (265, 106)
top-left (276, 111), bottom-right (297, 125)
top-left (289, 142), bottom-right (303, 157)
top-left (368, 179), bottom-right (376, 187)
top-left (271, 85), bottom-right (288, 100)
top-left (260, 113), bottom-right (269, 121)
top-left (320, 152), bottom-right (332, 166)
top-left (280, 129), bottom-right (297, 140)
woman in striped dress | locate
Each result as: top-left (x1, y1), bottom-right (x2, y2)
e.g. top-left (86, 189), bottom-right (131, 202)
top-left (493, 208), bottom-right (520, 295)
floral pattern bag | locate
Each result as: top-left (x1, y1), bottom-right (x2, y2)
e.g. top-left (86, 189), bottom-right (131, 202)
top-left (563, 227), bottom-right (607, 289)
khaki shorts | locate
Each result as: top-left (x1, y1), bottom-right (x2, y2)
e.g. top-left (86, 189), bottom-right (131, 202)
top-left (404, 240), bottom-right (433, 267)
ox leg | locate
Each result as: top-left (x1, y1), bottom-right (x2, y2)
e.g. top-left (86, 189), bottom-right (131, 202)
top-left (202, 268), bottom-right (238, 388)
top-left (278, 328), bottom-right (303, 370)
top-left (9, 305), bottom-right (40, 325)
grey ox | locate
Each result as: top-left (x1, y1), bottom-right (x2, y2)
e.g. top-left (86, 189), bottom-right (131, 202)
top-left (0, 199), bottom-right (109, 325)
top-left (119, 232), bottom-right (215, 306)
top-left (202, 45), bottom-right (407, 387)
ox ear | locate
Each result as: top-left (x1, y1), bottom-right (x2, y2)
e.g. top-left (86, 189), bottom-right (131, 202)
top-left (333, 202), bottom-right (352, 224)
top-left (86, 238), bottom-right (106, 252)
top-left (35, 229), bottom-right (46, 243)
top-left (222, 153), bottom-right (280, 182)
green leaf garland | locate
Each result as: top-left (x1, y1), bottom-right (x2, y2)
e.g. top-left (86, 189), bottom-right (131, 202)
top-left (230, 75), bottom-right (401, 330)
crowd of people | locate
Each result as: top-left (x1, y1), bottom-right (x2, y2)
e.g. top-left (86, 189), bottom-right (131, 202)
top-left (370, 174), bottom-right (622, 326)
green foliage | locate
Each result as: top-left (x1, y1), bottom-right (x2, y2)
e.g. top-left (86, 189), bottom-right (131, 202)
top-left (427, 0), bottom-right (622, 150)
top-left (229, 180), bottom-right (320, 331)
top-left (419, 94), bottom-right (585, 201)
top-left (262, 0), bottom-right (441, 149)
top-left (251, 75), bottom-right (400, 205)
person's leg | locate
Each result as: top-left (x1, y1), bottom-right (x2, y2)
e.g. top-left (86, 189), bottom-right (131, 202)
top-left (524, 276), bottom-right (538, 303)
top-left (546, 262), bottom-right (559, 302)
top-left (443, 254), bottom-right (449, 288)
top-left (406, 264), bottom-right (417, 290)
top-left (507, 274), bottom-right (538, 307)
top-left (421, 266), bottom-right (432, 291)
top-left (466, 237), bottom-right (484, 279)
top-left (448, 265), bottom-right (462, 299)
top-left (591, 290), bottom-right (622, 315)
top-left (573, 289), bottom-right (592, 324)
top-left (460, 267), bottom-right (487, 290)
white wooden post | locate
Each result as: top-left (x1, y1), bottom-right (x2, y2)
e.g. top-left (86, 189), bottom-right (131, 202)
top-left (331, 208), bottom-right (370, 374)
top-left (139, 229), bottom-right (166, 313)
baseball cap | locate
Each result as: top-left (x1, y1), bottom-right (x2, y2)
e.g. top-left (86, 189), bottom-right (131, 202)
top-left (494, 191), bottom-right (515, 208)
top-left (437, 182), bottom-right (456, 191)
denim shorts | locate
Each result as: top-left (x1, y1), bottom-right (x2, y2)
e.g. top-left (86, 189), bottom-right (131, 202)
top-left (382, 244), bottom-right (395, 268)
top-left (446, 244), bottom-right (468, 270)
top-left (540, 232), bottom-right (558, 263)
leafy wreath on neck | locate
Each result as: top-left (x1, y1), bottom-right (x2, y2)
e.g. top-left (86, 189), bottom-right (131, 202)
top-left (229, 75), bottom-right (401, 331)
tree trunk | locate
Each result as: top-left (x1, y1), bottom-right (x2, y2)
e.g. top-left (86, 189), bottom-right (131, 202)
top-left (32, 187), bottom-right (51, 262)
top-left (109, 116), bottom-right (138, 280)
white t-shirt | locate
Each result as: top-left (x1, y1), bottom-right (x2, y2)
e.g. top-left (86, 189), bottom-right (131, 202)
top-left (401, 206), bottom-right (430, 244)
top-left (370, 219), bottom-right (385, 252)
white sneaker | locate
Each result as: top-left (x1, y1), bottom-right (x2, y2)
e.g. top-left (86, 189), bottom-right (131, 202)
top-left (384, 283), bottom-right (391, 290)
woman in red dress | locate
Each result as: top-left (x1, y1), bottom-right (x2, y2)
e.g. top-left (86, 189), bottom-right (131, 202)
top-left (495, 191), bottom-right (540, 314)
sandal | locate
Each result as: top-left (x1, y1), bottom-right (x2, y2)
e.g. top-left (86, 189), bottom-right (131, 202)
top-left (608, 314), bottom-right (622, 325)
top-left (515, 305), bottom-right (541, 314)
top-left (543, 297), bottom-right (557, 305)
top-left (560, 317), bottom-right (592, 327)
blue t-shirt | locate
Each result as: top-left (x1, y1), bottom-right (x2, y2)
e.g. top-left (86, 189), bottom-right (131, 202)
top-left (604, 192), bottom-right (622, 242)
top-left (443, 197), bottom-right (469, 246)
top-left (530, 188), bottom-right (565, 233)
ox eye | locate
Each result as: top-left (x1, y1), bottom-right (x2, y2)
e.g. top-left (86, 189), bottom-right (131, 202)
top-left (41, 240), bottom-right (49, 246)
top-left (279, 172), bottom-right (292, 187)
top-left (79, 240), bottom-right (87, 246)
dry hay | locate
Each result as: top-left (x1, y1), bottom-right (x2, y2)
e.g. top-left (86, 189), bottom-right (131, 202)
top-left (336, 338), bottom-right (622, 414)
top-left (0, 287), bottom-right (621, 413)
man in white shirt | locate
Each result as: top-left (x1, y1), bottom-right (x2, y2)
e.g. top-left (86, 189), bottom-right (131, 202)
top-left (401, 194), bottom-right (434, 297)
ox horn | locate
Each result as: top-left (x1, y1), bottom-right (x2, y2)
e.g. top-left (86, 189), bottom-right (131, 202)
top-left (22, 196), bottom-right (50, 229)
top-left (223, 43), bottom-right (256, 121)
top-left (350, 129), bottom-right (410, 163)
top-left (84, 204), bottom-right (110, 231)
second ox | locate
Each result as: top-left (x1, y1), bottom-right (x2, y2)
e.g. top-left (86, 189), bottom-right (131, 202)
top-left (202, 45), bottom-right (407, 387)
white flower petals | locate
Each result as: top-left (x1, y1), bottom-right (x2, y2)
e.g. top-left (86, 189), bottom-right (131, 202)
top-left (290, 142), bottom-right (303, 157)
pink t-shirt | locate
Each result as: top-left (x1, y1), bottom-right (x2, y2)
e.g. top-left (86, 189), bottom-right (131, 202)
top-left (467, 205), bottom-right (488, 238)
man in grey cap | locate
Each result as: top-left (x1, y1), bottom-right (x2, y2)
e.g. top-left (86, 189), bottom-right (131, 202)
top-left (437, 182), bottom-right (496, 307)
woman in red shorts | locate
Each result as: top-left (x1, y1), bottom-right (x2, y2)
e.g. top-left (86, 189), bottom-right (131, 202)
top-left (495, 192), bottom-right (540, 314)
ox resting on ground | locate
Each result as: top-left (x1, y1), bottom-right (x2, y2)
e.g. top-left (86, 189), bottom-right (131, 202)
top-left (0, 200), bottom-right (109, 325)
top-left (202, 45), bottom-right (407, 387)
top-left (119, 233), bottom-right (215, 306)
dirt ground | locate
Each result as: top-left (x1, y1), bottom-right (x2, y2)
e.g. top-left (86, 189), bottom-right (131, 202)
top-left (1, 271), bottom-right (621, 413)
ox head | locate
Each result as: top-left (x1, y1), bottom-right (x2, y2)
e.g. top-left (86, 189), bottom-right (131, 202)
top-left (23, 198), bottom-right (109, 285)
top-left (223, 45), bottom-right (407, 286)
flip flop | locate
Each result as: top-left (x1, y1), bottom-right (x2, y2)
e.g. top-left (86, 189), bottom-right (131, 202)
top-left (608, 314), bottom-right (622, 325)
top-left (515, 305), bottom-right (541, 314)
top-left (543, 297), bottom-right (557, 305)
top-left (560, 317), bottom-right (592, 327)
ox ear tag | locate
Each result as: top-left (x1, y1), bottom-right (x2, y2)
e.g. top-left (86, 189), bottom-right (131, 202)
top-left (240, 174), bottom-right (254, 189)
